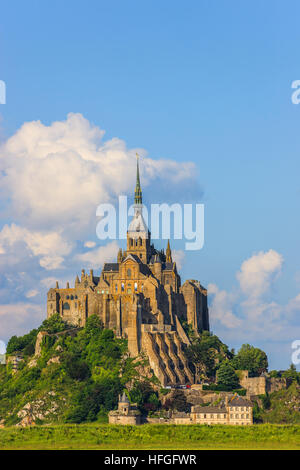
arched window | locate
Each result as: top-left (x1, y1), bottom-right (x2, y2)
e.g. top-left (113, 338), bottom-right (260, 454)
top-left (134, 282), bottom-right (138, 292)
top-left (63, 302), bottom-right (70, 310)
top-left (127, 268), bottom-right (131, 278)
top-left (66, 295), bottom-right (70, 299)
top-left (70, 295), bottom-right (74, 300)
top-left (115, 284), bottom-right (118, 292)
top-left (139, 237), bottom-right (142, 246)
top-left (121, 283), bottom-right (125, 292)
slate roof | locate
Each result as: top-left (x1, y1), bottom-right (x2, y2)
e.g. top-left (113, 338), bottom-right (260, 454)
top-left (103, 263), bottom-right (119, 272)
top-left (120, 391), bottom-right (130, 403)
top-left (192, 406), bottom-right (227, 414)
top-left (228, 396), bottom-right (253, 407)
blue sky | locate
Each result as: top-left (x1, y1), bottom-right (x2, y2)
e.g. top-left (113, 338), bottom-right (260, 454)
top-left (1, 0), bottom-right (300, 369)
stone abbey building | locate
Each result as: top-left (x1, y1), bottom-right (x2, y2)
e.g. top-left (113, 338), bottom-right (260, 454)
top-left (47, 158), bottom-right (209, 386)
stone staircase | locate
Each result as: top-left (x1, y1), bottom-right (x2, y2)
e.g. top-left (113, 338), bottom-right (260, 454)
top-left (141, 330), bottom-right (194, 386)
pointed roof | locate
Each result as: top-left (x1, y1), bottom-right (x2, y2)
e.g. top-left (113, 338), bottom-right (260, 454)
top-left (134, 153), bottom-right (142, 205)
top-left (166, 239), bottom-right (172, 263)
top-left (120, 391), bottom-right (130, 403)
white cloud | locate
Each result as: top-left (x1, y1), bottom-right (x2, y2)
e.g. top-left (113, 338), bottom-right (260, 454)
top-left (25, 289), bottom-right (38, 298)
top-left (172, 250), bottom-right (185, 270)
top-left (76, 241), bottom-right (119, 269)
top-left (0, 113), bottom-right (196, 235)
top-left (0, 223), bottom-right (73, 270)
top-left (236, 249), bottom-right (283, 299)
top-left (209, 250), bottom-right (300, 345)
top-left (208, 283), bottom-right (241, 328)
top-left (0, 303), bottom-right (44, 342)
top-left (84, 241), bottom-right (96, 248)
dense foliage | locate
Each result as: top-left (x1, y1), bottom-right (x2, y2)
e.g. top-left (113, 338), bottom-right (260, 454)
top-left (0, 315), bottom-right (152, 425)
top-left (186, 330), bottom-right (233, 379)
top-left (230, 344), bottom-right (268, 377)
top-left (216, 362), bottom-right (240, 390)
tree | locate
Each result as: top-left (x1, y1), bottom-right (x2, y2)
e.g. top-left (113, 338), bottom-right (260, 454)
top-left (216, 362), bottom-right (240, 390)
top-left (282, 364), bottom-right (299, 383)
top-left (163, 390), bottom-right (190, 413)
top-left (6, 328), bottom-right (38, 355)
top-left (39, 313), bottom-right (69, 334)
top-left (231, 344), bottom-right (268, 377)
top-left (186, 331), bottom-right (233, 380)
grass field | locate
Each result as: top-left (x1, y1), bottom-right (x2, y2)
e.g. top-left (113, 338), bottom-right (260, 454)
top-left (0, 423), bottom-right (299, 450)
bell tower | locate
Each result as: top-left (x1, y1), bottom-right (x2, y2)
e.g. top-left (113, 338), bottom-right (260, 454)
top-left (127, 154), bottom-right (151, 262)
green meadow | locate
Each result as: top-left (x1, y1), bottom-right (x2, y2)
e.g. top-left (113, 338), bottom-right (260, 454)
top-left (0, 423), bottom-right (299, 450)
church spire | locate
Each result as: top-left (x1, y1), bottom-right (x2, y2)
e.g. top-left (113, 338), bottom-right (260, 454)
top-left (166, 239), bottom-right (172, 263)
top-left (134, 153), bottom-right (142, 205)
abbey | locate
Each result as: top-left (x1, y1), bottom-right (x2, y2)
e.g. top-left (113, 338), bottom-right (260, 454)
top-left (47, 158), bottom-right (209, 385)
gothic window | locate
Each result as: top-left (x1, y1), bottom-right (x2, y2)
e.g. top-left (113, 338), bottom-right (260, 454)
top-left (63, 302), bottom-right (70, 310)
top-left (139, 237), bottom-right (142, 246)
top-left (127, 268), bottom-right (131, 278)
top-left (70, 295), bottom-right (74, 300)
top-left (134, 282), bottom-right (138, 291)
top-left (115, 284), bottom-right (118, 292)
top-left (130, 238), bottom-right (133, 246)
top-left (75, 295), bottom-right (78, 299)
top-left (121, 283), bottom-right (124, 292)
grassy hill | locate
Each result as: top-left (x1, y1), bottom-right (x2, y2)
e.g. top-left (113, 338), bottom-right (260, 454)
top-left (0, 314), bottom-right (156, 426)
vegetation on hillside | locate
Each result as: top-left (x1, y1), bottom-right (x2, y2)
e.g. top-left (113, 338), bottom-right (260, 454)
top-left (0, 314), bottom-right (158, 426)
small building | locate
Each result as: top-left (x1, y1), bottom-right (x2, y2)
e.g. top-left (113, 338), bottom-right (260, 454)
top-left (190, 395), bottom-right (253, 425)
top-left (109, 392), bottom-right (141, 425)
top-left (172, 412), bottom-right (193, 425)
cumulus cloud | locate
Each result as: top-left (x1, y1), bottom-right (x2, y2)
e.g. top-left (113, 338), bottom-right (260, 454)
top-left (0, 223), bottom-right (73, 270)
top-left (0, 303), bottom-right (44, 343)
top-left (0, 113), bottom-right (197, 235)
top-left (25, 289), bottom-right (38, 298)
top-left (208, 249), bottom-right (300, 345)
top-left (0, 113), bottom-right (199, 342)
top-left (76, 241), bottom-right (119, 269)
top-left (208, 283), bottom-right (241, 329)
top-left (236, 249), bottom-right (283, 299)
top-left (84, 241), bottom-right (96, 248)
top-left (172, 250), bottom-right (185, 270)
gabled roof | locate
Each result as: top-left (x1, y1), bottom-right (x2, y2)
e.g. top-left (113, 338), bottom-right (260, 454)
top-left (123, 253), bottom-right (142, 264)
top-left (228, 396), bottom-right (253, 407)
